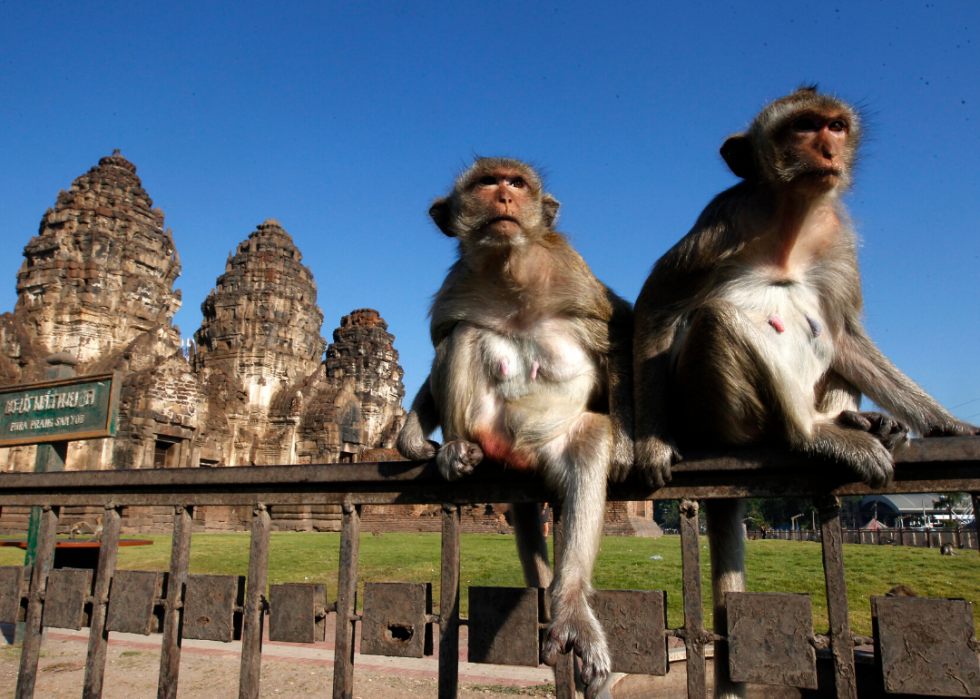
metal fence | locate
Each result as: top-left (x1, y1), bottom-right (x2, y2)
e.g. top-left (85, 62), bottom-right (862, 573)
top-left (761, 526), bottom-right (979, 549)
top-left (0, 435), bottom-right (978, 699)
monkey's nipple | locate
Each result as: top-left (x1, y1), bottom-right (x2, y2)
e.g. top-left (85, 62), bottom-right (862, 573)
top-left (806, 316), bottom-right (822, 337)
top-left (500, 358), bottom-right (509, 377)
top-left (768, 314), bottom-right (786, 333)
top-left (530, 361), bottom-right (540, 380)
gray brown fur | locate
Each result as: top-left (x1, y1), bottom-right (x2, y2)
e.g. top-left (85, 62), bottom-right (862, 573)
top-left (397, 157), bottom-right (632, 698)
top-left (634, 87), bottom-right (978, 699)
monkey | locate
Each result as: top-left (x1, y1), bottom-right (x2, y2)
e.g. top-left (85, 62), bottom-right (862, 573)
top-left (632, 86), bottom-right (979, 699)
top-left (69, 515), bottom-right (103, 542)
top-left (940, 542), bottom-right (958, 556)
top-left (885, 584), bottom-right (918, 597)
top-left (397, 157), bottom-right (633, 698)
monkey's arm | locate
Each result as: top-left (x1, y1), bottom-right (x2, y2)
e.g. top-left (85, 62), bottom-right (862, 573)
top-left (631, 226), bottom-right (727, 489)
top-left (632, 306), bottom-right (683, 489)
top-left (396, 377), bottom-right (441, 461)
top-left (834, 327), bottom-right (980, 437)
top-left (605, 291), bottom-right (635, 482)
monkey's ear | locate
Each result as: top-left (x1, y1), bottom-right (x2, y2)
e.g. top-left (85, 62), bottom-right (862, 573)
top-left (542, 194), bottom-right (560, 229)
top-left (429, 198), bottom-right (455, 237)
top-left (720, 134), bottom-right (756, 180)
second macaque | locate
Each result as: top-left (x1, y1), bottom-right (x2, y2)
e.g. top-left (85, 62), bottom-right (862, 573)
top-left (398, 157), bottom-right (633, 698)
top-left (634, 86), bottom-right (978, 699)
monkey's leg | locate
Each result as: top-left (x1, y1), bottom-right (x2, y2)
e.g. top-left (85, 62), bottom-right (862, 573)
top-left (706, 498), bottom-right (747, 699)
top-left (510, 502), bottom-right (553, 590)
top-left (540, 413), bottom-right (612, 699)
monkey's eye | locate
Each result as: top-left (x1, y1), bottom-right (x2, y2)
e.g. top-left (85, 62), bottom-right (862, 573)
top-left (510, 177), bottom-right (526, 188)
top-left (792, 116), bottom-right (818, 132)
top-left (478, 175), bottom-right (497, 186)
top-left (828, 120), bottom-right (847, 132)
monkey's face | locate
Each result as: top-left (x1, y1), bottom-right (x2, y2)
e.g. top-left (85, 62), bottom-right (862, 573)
top-left (429, 158), bottom-right (559, 243)
top-left (467, 167), bottom-right (535, 239)
top-left (776, 110), bottom-right (852, 192)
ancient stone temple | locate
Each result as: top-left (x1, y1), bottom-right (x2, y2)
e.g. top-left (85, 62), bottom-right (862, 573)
top-left (9, 151), bottom-right (181, 370)
top-left (193, 220), bottom-right (326, 413)
top-left (0, 152), bottom-right (186, 475)
top-left (0, 153), bottom-right (408, 535)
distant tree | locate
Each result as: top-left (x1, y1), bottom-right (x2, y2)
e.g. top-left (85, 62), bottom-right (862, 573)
top-left (654, 500), bottom-right (680, 529)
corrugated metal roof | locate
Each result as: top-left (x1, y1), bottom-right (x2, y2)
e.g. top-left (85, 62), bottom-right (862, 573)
top-left (861, 494), bottom-right (942, 512)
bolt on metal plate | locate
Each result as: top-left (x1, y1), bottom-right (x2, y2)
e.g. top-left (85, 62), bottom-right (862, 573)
top-left (361, 582), bottom-right (432, 658)
top-left (727, 592), bottom-right (818, 689)
top-left (268, 583), bottom-right (327, 644)
top-left (468, 586), bottom-right (541, 667)
top-left (107, 570), bottom-right (165, 635)
top-left (593, 589), bottom-right (668, 675)
top-left (873, 596), bottom-right (980, 696)
top-left (43, 568), bottom-right (93, 630)
top-left (181, 574), bottom-right (245, 642)
top-left (0, 566), bottom-right (30, 624)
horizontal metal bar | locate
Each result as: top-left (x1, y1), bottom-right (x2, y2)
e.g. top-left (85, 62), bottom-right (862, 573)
top-left (0, 437), bottom-right (975, 508)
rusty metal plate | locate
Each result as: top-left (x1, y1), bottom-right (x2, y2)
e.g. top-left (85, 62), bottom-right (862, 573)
top-left (593, 589), bottom-right (668, 675)
top-left (182, 574), bottom-right (244, 642)
top-left (468, 587), bottom-right (540, 667)
top-left (268, 583), bottom-right (327, 644)
top-left (726, 592), bottom-right (817, 689)
top-left (361, 582), bottom-right (432, 658)
top-left (873, 596), bottom-right (980, 696)
top-left (107, 570), bottom-right (165, 635)
top-left (0, 566), bottom-right (30, 624)
top-left (43, 568), bottom-right (93, 630)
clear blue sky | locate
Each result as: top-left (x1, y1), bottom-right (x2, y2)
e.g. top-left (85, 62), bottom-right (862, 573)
top-left (1, 1), bottom-right (978, 423)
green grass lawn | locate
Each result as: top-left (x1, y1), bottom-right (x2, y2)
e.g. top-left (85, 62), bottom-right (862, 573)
top-left (2, 533), bottom-right (976, 636)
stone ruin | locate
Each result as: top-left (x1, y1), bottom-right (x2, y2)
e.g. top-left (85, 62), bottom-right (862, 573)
top-left (0, 152), bottom-right (658, 538)
top-left (0, 153), bottom-right (406, 534)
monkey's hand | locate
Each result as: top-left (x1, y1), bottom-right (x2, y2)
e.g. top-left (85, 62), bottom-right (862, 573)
top-left (924, 420), bottom-right (980, 437)
top-left (634, 436), bottom-right (680, 490)
top-left (837, 411), bottom-right (909, 451)
top-left (436, 440), bottom-right (483, 481)
top-left (609, 426), bottom-right (635, 483)
top-left (542, 592), bottom-right (611, 699)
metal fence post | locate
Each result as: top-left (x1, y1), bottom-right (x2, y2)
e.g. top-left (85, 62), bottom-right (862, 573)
top-left (552, 501), bottom-right (576, 699)
top-left (817, 496), bottom-right (858, 699)
top-left (15, 504), bottom-right (59, 699)
top-left (82, 504), bottom-right (121, 699)
top-left (679, 499), bottom-right (707, 699)
top-left (973, 493), bottom-right (980, 555)
top-left (239, 503), bottom-right (271, 699)
top-left (333, 500), bottom-right (360, 699)
top-left (158, 504), bottom-right (193, 699)
top-left (439, 504), bottom-right (461, 699)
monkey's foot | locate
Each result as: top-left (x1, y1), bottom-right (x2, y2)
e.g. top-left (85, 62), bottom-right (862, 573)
top-left (436, 440), bottom-right (483, 481)
top-left (809, 423), bottom-right (894, 488)
top-left (837, 411), bottom-right (909, 451)
top-left (542, 598), bottom-right (611, 699)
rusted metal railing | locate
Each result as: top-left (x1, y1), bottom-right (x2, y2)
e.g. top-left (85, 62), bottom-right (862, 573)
top-left (0, 435), bottom-right (978, 698)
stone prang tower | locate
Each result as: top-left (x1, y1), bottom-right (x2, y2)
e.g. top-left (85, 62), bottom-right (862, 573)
top-left (193, 219), bottom-right (326, 406)
top-left (13, 151), bottom-right (182, 367)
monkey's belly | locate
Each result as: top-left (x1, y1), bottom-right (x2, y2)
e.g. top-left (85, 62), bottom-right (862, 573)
top-left (720, 277), bottom-right (834, 398)
top-left (448, 323), bottom-right (599, 470)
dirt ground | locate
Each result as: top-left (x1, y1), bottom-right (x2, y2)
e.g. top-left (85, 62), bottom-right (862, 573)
top-left (0, 612), bottom-right (565, 699)
top-left (0, 637), bottom-right (555, 699)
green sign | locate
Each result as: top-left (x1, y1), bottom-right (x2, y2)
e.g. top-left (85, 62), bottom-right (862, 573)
top-left (0, 373), bottom-right (118, 446)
